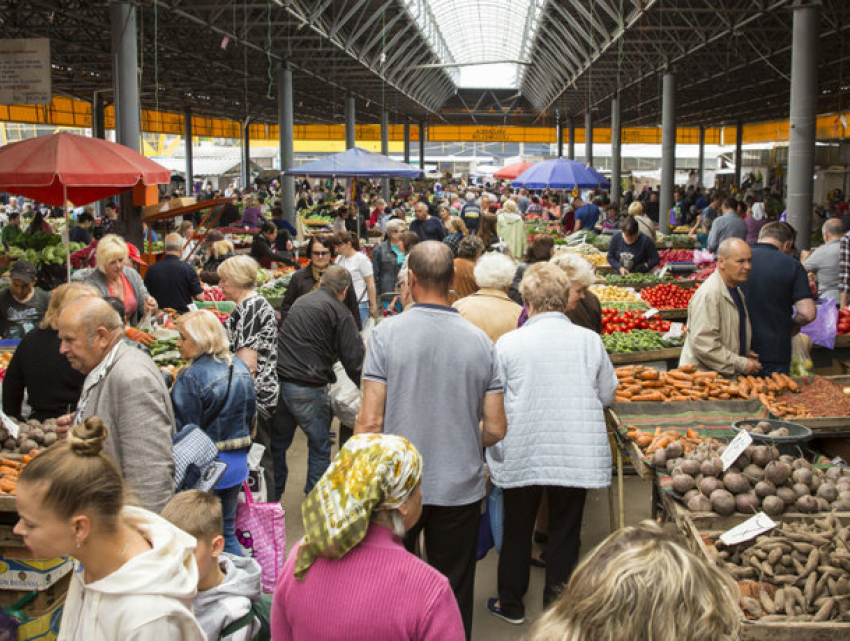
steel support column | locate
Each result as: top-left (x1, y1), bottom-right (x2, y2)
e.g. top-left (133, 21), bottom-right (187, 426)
top-left (787, 1), bottom-right (819, 251)
top-left (698, 125), bottom-right (705, 189)
top-left (660, 71), bottom-right (676, 234)
top-left (556, 113), bottom-right (564, 158)
top-left (584, 111), bottom-right (593, 166)
top-left (568, 116), bottom-right (575, 160)
top-left (403, 121), bottom-right (411, 164)
top-left (418, 120), bottom-right (426, 176)
top-left (184, 108), bottom-right (193, 197)
top-left (110, 0), bottom-right (142, 247)
top-left (611, 95), bottom-right (621, 207)
top-left (345, 95), bottom-right (356, 149)
top-left (381, 109), bottom-right (390, 202)
top-left (278, 65), bottom-right (295, 226)
top-left (735, 120), bottom-right (744, 188)
top-left (93, 93), bottom-right (107, 219)
top-left (242, 120), bottom-right (251, 191)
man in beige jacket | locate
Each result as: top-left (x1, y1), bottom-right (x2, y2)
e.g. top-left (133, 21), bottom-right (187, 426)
top-left (453, 252), bottom-right (522, 343)
top-left (679, 238), bottom-right (763, 377)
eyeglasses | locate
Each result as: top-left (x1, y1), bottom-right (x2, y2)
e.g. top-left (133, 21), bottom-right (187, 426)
top-left (312, 250), bottom-right (331, 257)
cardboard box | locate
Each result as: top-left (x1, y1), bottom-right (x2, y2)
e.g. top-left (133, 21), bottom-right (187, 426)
top-left (0, 573), bottom-right (69, 616)
top-left (15, 598), bottom-right (64, 641)
top-left (143, 196), bottom-right (197, 219)
top-left (132, 184), bottom-right (158, 207)
top-left (0, 555), bottom-right (72, 591)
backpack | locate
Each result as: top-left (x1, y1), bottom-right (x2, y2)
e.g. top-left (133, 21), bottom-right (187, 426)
top-left (220, 593), bottom-right (272, 641)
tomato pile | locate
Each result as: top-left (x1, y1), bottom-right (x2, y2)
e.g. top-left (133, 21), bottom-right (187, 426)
top-left (203, 286), bottom-right (226, 302)
top-left (640, 283), bottom-right (696, 309)
top-left (658, 249), bottom-right (694, 265)
top-left (839, 307), bottom-right (850, 334)
top-left (601, 309), bottom-right (672, 335)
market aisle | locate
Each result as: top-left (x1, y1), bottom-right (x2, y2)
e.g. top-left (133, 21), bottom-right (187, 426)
top-left (279, 428), bottom-right (653, 640)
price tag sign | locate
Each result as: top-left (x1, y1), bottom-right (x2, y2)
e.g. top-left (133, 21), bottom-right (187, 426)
top-left (665, 322), bottom-right (685, 339)
top-left (0, 410), bottom-right (18, 440)
top-left (643, 308), bottom-right (659, 319)
top-left (719, 512), bottom-right (777, 546)
top-left (658, 265), bottom-right (671, 278)
top-left (721, 429), bottom-right (753, 471)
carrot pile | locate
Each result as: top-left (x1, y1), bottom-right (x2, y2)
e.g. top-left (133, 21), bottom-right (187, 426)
top-left (625, 425), bottom-right (715, 455)
top-left (0, 451), bottom-right (39, 495)
top-left (614, 366), bottom-right (806, 410)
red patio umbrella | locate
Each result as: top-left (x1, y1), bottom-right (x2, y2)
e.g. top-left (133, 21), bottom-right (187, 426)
top-left (493, 162), bottom-right (533, 180)
top-left (0, 132), bottom-right (170, 280)
top-left (0, 131), bottom-right (170, 206)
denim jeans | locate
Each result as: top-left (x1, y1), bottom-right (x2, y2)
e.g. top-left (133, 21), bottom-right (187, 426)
top-left (271, 380), bottom-right (331, 501)
top-left (216, 484), bottom-right (243, 556)
top-left (358, 301), bottom-right (370, 327)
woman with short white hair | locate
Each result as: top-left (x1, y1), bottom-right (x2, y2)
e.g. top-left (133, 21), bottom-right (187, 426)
top-left (87, 234), bottom-right (157, 324)
top-left (486, 263), bottom-right (618, 625)
top-left (172, 310), bottom-right (256, 555)
top-left (549, 252), bottom-right (603, 334)
top-left (452, 252), bottom-right (522, 343)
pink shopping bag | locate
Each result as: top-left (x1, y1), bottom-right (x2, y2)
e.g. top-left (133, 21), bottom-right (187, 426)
top-left (236, 481), bottom-right (286, 593)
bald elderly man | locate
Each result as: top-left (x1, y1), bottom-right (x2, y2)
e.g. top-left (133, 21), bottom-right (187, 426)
top-left (56, 297), bottom-right (175, 512)
top-left (680, 238), bottom-right (763, 377)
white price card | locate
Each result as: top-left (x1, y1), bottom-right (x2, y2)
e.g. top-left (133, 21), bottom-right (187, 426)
top-left (721, 429), bottom-right (753, 471)
top-left (643, 308), bottom-right (659, 319)
top-left (719, 512), bottom-right (777, 546)
top-left (0, 410), bottom-right (18, 440)
top-left (663, 322), bottom-right (685, 341)
top-left (658, 264), bottom-right (671, 278)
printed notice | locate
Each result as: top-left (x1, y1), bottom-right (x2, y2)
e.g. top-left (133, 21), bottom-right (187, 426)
top-left (0, 38), bottom-right (52, 105)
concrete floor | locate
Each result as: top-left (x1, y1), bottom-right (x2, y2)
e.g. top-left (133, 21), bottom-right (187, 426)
top-left (278, 427), bottom-right (653, 640)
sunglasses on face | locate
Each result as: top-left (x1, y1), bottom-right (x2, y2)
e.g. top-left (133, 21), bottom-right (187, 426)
top-left (312, 250), bottom-right (331, 257)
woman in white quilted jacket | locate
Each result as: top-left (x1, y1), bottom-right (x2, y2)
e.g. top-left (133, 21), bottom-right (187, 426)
top-left (485, 263), bottom-right (618, 626)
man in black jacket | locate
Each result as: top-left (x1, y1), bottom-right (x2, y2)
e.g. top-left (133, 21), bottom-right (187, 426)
top-left (272, 266), bottom-right (365, 500)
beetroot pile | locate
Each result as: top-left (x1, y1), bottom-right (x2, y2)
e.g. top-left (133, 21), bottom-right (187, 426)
top-left (659, 440), bottom-right (850, 516)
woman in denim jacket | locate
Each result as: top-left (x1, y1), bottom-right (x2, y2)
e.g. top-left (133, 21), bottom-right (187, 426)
top-left (172, 310), bottom-right (256, 555)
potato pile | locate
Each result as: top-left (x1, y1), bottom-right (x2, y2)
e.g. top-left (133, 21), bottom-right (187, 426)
top-left (712, 514), bottom-right (850, 621)
top-left (659, 440), bottom-right (850, 516)
top-left (0, 417), bottom-right (59, 454)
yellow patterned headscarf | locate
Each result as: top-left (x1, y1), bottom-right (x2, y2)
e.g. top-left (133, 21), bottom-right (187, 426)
top-left (294, 433), bottom-right (422, 580)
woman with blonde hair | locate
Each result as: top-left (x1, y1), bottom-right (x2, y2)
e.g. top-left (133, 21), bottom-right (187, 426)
top-left (217, 255), bottom-right (278, 494)
top-left (2, 282), bottom-right (99, 420)
top-left (87, 234), bottom-right (157, 324)
top-left (172, 310), bottom-right (256, 555)
top-left (442, 216), bottom-right (468, 257)
top-left (14, 419), bottom-right (206, 640)
top-left (550, 252), bottom-right (603, 334)
top-left (628, 200), bottom-right (656, 240)
top-left (528, 521), bottom-right (740, 641)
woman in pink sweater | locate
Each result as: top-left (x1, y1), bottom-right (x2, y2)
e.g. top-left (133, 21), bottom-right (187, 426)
top-left (271, 434), bottom-right (464, 641)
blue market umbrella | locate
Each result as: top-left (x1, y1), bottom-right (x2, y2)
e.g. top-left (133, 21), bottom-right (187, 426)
top-left (511, 157), bottom-right (610, 190)
top-left (283, 146), bottom-right (420, 178)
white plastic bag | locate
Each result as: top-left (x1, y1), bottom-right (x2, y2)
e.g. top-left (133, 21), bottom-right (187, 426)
top-left (329, 361), bottom-right (360, 426)
top-left (360, 316), bottom-right (375, 344)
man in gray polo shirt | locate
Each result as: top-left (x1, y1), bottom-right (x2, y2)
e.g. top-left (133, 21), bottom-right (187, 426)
top-left (357, 241), bottom-right (507, 639)
top-left (803, 218), bottom-right (842, 301)
top-left (708, 197), bottom-right (749, 254)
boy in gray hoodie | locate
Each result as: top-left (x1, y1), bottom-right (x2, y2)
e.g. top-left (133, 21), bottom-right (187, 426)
top-left (163, 491), bottom-right (264, 641)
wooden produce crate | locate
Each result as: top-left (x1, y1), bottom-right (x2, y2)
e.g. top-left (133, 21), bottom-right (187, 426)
top-left (658, 308), bottom-right (688, 321)
top-left (609, 400), bottom-right (768, 481)
top-left (609, 347), bottom-right (683, 366)
top-left (674, 506), bottom-right (850, 640)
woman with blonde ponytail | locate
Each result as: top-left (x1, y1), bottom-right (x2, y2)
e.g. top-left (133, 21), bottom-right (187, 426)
top-left (14, 418), bottom-right (205, 641)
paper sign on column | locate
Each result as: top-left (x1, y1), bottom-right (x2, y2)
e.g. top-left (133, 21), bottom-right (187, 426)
top-left (719, 512), bottom-right (777, 546)
top-left (721, 430), bottom-right (752, 471)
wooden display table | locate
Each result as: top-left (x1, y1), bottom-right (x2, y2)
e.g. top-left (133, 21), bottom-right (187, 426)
top-left (609, 347), bottom-right (682, 367)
